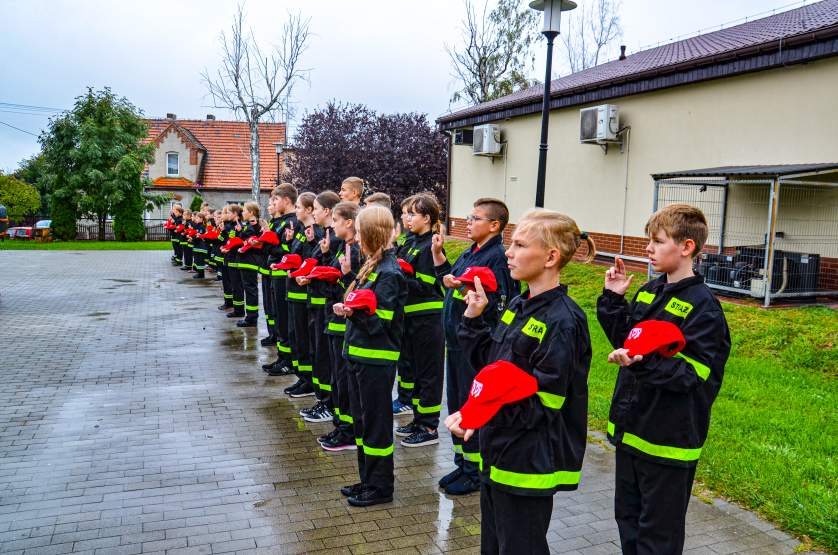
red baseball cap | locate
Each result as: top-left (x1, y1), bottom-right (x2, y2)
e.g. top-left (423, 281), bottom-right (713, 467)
top-left (454, 266), bottom-right (498, 293)
top-left (397, 258), bottom-right (415, 275)
top-left (290, 257), bottom-right (318, 278)
top-left (258, 230), bottom-right (280, 246)
top-left (273, 253), bottom-right (302, 270)
top-left (223, 236), bottom-right (244, 250)
top-left (623, 320), bottom-right (686, 358)
top-left (307, 266), bottom-right (342, 283)
top-left (458, 360), bottom-right (538, 429)
top-left (344, 289), bottom-right (378, 315)
top-left (175, 224), bottom-right (185, 233)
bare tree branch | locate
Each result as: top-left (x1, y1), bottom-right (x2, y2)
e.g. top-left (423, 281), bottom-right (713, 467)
top-left (559, 0), bottom-right (622, 74)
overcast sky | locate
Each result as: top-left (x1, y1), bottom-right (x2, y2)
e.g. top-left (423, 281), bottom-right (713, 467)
top-left (0, 0), bottom-right (810, 172)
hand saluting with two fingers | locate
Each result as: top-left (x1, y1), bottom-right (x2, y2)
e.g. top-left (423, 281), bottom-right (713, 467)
top-left (604, 256), bottom-right (634, 296)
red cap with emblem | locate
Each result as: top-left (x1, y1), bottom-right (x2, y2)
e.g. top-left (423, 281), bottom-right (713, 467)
top-left (272, 253), bottom-right (302, 270)
top-left (623, 320), bottom-right (686, 358)
top-left (458, 360), bottom-right (538, 429)
top-left (344, 289), bottom-right (378, 315)
top-left (307, 265), bottom-right (343, 283)
top-left (454, 266), bottom-right (498, 293)
top-left (290, 257), bottom-right (318, 278)
top-left (397, 258), bottom-right (415, 275)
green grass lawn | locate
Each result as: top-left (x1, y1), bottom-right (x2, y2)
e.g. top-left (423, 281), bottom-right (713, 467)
top-left (0, 240), bottom-right (172, 250)
top-left (445, 238), bottom-right (838, 552)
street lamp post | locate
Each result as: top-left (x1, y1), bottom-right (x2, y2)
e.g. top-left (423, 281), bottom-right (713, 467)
top-left (274, 142), bottom-right (285, 185)
top-left (529, 0), bottom-right (576, 208)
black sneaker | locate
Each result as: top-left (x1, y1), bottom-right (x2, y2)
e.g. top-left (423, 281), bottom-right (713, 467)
top-left (321, 435), bottom-right (357, 452)
top-left (262, 359), bottom-right (280, 370)
top-left (300, 401), bottom-right (324, 419)
top-left (348, 487), bottom-right (392, 507)
top-left (395, 422), bottom-right (419, 438)
top-left (438, 467), bottom-right (463, 489)
top-left (283, 379), bottom-right (306, 395)
top-left (340, 482), bottom-right (364, 497)
top-left (192, 272), bottom-right (205, 279)
top-left (236, 319), bottom-right (257, 328)
top-left (218, 304), bottom-right (233, 311)
top-left (303, 404), bottom-right (333, 423)
top-left (267, 364), bottom-right (293, 376)
top-left (318, 429), bottom-right (339, 444)
top-left (215, 275), bottom-right (223, 281)
top-left (400, 429), bottom-right (439, 448)
top-left (226, 311), bottom-right (244, 318)
top-left (259, 336), bottom-right (276, 347)
top-left (288, 382), bottom-right (315, 398)
top-left (444, 473), bottom-right (481, 496)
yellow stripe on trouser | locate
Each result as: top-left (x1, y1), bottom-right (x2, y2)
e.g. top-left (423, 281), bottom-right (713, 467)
top-left (355, 438), bottom-right (393, 456)
top-left (453, 445), bottom-right (482, 464)
top-left (489, 466), bottom-right (581, 490)
top-left (347, 345), bottom-right (400, 361)
top-left (312, 377), bottom-right (332, 392)
top-left (416, 403), bottom-right (441, 414)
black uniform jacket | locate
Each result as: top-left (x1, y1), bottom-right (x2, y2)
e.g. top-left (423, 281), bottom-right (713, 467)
top-left (458, 285), bottom-right (591, 496)
top-left (401, 230), bottom-right (445, 317)
top-left (322, 240), bottom-right (362, 337)
top-left (596, 273), bottom-right (730, 468)
top-left (236, 221), bottom-right (263, 271)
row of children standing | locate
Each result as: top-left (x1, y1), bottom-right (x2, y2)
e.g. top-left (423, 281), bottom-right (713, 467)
top-left (165, 186), bottom-right (730, 555)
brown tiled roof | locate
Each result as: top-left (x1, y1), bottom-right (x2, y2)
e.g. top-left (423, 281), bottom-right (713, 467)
top-left (438, 0), bottom-right (838, 125)
top-left (145, 118), bottom-right (286, 190)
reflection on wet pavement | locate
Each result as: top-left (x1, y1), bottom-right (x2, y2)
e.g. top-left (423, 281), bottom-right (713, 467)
top-left (0, 251), bottom-right (813, 554)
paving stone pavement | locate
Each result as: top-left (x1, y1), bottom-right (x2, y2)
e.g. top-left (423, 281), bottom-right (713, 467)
top-left (0, 250), bottom-right (822, 555)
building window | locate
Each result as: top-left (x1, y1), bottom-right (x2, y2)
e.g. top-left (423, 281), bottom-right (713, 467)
top-left (226, 200), bottom-right (245, 206)
top-left (166, 152), bottom-right (179, 176)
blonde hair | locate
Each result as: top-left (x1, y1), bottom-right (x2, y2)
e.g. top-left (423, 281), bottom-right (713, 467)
top-left (645, 204), bottom-right (708, 258)
top-left (298, 191), bottom-right (316, 211)
top-left (516, 209), bottom-right (596, 269)
top-left (334, 201), bottom-right (359, 222)
top-left (243, 201), bottom-right (260, 219)
top-left (193, 212), bottom-right (206, 223)
top-left (228, 204), bottom-right (242, 219)
top-left (364, 192), bottom-right (392, 210)
top-left (342, 176), bottom-right (364, 197)
top-left (345, 205), bottom-right (394, 296)
top-left (183, 209), bottom-right (193, 218)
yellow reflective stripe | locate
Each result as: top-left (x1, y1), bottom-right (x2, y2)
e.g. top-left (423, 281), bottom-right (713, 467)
top-left (415, 272), bottom-right (436, 284)
top-left (452, 289), bottom-right (465, 301)
top-left (359, 441), bottom-right (393, 457)
top-left (237, 263), bottom-right (260, 271)
top-left (281, 244), bottom-right (290, 251)
top-left (622, 432), bottom-right (702, 462)
top-left (277, 343), bottom-right (291, 353)
top-left (258, 267), bottom-right (270, 275)
top-left (416, 403), bottom-right (441, 414)
top-left (312, 377), bottom-right (332, 392)
top-left (674, 352), bottom-right (711, 381)
top-left (536, 391), bottom-right (565, 409)
top-left (665, 297), bottom-right (694, 318)
top-left (501, 309), bottom-right (515, 325)
top-left (298, 364), bottom-right (312, 372)
top-left (327, 322), bottom-right (346, 332)
top-left (245, 305), bottom-right (259, 311)
top-left (223, 294), bottom-right (233, 299)
top-left (376, 308), bottom-right (394, 321)
top-left (521, 317), bottom-right (547, 343)
top-left (489, 466), bottom-right (581, 490)
top-left (337, 411), bottom-right (353, 424)
top-left (607, 421), bottom-right (616, 436)
top-left (397, 375), bottom-right (414, 389)
top-left (287, 292), bottom-right (308, 300)
top-left (227, 262), bottom-right (239, 268)
top-left (367, 272), bottom-right (378, 282)
top-left (309, 297), bottom-right (326, 305)
top-left (271, 269), bottom-right (288, 277)
top-left (192, 248), bottom-right (208, 253)
top-left (404, 301), bottom-right (443, 313)
top-left (636, 291), bottom-right (656, 304)
top-left (232, 301), bottom-right (244, 306)
top-left (347, 345), bottom-right (400, 361)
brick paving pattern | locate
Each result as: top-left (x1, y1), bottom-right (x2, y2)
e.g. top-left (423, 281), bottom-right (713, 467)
top-left (0, 251), bottom-right (821, 554)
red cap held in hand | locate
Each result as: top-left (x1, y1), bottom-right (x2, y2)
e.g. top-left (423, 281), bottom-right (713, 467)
top-left (258, 230), bottom-right (280, 246)
top-left (307, 266), bottom-right (342, 283)
top-left (397, 258), bottom-right (415, 275)
top-left (623, 320), bottom-right (686, 358)
top-left (222, 236), bottom-right (244, 251)
top-left (273, 253), bottom-right (302, 270)
top-left (290, 257), bottom-right (318, 278)
top-left (454, 266), bottom-right (498, 293)
top-left (175, 224), bottom-right (185, 233)
top-left (459, 360), bottom-right (538, 429)
top-left (344, 289), bottom-right (378, 315)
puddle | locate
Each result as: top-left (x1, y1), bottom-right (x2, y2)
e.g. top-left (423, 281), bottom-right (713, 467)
top-left (85, 312), bottom-right (111, 317)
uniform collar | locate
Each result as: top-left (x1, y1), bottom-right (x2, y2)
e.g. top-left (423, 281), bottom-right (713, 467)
top-left (648, 272), bottom-right (705, 294)
top-left (472, 234), bottom-right (502, 253)
top-left (518, 284), bottom-right (567, 315)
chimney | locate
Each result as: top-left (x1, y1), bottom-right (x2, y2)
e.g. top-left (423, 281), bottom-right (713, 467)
top-left (166, 112), bottom-right (176, 120)
top-left (619, 45), bottom-right (627, 61)
top-left (206, 114), bottom-right (216, 120)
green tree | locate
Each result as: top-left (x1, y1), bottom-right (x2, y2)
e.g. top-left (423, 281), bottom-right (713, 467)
top-left (0, 175), bottom-right (41, 221)
top-left (39, 87), bottom-right (160, 241)
top-left (13, 154), bottom-right (50, 215)
top-left (190, 194), bottom-right (204, 212)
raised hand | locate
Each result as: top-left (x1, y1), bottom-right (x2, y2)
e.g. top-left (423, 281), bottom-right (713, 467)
top-left (605, 256), bottom-right (634, 296)
top-left (339, 242), bottom-right (352, 275)
top-left (463, 276), bottom-right (488, 318)
top-left (304, 225), bottom-right (315, 242)
top-left (320, 228), bottom-right (331, 254)
top-left (285, 227), bottom-right (293, 242)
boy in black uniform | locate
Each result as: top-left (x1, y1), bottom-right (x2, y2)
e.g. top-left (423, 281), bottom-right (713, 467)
top-left (190, 212), bottom-right (208, 279)
top-left (169, 204), bottom-right (183, 266)
top-left (224, 205), bottom-right (246, 318)
top-left (446, 209), bottom-right (595, 554)
top-left (181, 209), bottom-right (194, 271)
top-left (432, 197), bottom-right (518, 495)
top-left (258, 200), bottom-right (281, 346)
top-left (263, 184), bottom-right (300, 375)
top-left (597, 204), bottom-right (730, 555)
top-left (235, 202), bottom-right (263, 327)
top-left (393, 196), bottom-right (416, 417)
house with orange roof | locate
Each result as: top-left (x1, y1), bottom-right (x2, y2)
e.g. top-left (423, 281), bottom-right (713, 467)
top-left (143, 113), bottom-right (286, 217)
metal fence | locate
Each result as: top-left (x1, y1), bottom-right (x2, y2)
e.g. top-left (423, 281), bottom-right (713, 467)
top-left (75, 219), bottom-right (171, 241)
top-left (654, 177), bottom-right (838, 306)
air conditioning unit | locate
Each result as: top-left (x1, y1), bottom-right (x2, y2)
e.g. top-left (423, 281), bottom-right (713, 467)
top-left (580, 104), bottom-right (620, 144)
top-left (472, 124), bottom-right (502, 156)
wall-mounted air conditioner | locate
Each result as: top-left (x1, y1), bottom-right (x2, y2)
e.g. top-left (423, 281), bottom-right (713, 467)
top-left (580, 104), bottom-right (620, 144)
top-left (473, 124), bottom-right (502, 156)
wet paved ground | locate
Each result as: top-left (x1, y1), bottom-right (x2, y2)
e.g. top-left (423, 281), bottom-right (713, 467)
top-left (0, 251), bottom-right (821, 555)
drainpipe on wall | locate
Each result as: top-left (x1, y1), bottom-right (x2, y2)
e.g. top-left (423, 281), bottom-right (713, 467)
top-left (444, 130), bottom-right (453, 235)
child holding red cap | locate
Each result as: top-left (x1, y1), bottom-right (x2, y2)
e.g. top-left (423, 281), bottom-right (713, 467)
top-left (180, 209), bottom-right (193, 272)
top-left (597, 204), bottom-right (730, 555)
top-left (234, 202), bottom-right (263, 328)
top-left (222, 204), bottom-right (245, 318)
top-left (333, 205), bottom-right (406, 507)
top-left (431, 197), bottom-right (518, 495)
top-left (169, 203), bottom-right (184, 266)
top-left (446, 208), bottom-right (596, 555)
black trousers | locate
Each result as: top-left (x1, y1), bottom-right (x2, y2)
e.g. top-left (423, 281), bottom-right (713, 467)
top-left (271, 276), bottom-right (291, 365)
top-left (396, 350), bottom-right (414, 407)
top-left (406, 314), bottom-right (445, 430)
top-left (480, 483), bottom-right (552, 555)
top-left (261, 270), bottom-right (274, 337)
top-left (329, 333), bottom-right (353, 438)
top-left (182, 244), bottom-right (193, 269)
top-left (615, 449), bottom-right (697, 555)
top-left (309, 307), bottom-right (332, 406)
top-left (171, 238), bottom-right (182, 262)
top-left (347, 361), bottom-right (396, 496)
top-left (221, 259), bottom-right (233, 307)
top-left (288, 300), bottom-right (311, 383)
top-left (446, 346), bottom-right (480, 475)
top-left (240, 268), bottom-right (259, 320)
top-left (193, 249), bottom-right (207, 272)
top-left (228, 264), bottom-right (245, 315)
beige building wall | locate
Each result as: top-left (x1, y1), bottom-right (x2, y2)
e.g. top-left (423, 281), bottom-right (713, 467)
top-left (149, 131), bottom-right (202, 182)
top-left (449, 56), bottom-right (838, 254)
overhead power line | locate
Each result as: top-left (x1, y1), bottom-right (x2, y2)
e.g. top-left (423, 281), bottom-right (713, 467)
top-left (0, 120), bottom-right (40, 137)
